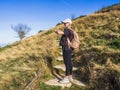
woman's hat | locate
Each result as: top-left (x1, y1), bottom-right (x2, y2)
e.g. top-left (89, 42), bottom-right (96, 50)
top-left (62, 18), bottom-right (72, 24)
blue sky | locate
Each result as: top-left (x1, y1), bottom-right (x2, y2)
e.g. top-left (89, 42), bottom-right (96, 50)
top-left (0, 0), bottom-right (120, 45)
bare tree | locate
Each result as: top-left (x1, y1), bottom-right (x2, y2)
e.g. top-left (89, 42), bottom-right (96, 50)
top-left (11, 24), bottom-right (31, 40)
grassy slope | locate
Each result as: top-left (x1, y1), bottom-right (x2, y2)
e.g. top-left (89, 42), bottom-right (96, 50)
top-left (0, 3), bottom-right (120, 90)
top-left (0, 31), bottom-right (59, 90)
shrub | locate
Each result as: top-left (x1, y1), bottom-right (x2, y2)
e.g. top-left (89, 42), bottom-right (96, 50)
top-left (108, 40), bottom-right (120, 49)
top-left (90, 68), bottom-right (120, 90)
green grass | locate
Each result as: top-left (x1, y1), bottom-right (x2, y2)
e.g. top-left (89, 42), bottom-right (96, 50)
top-left (0, 3), bottom-right (120, 90)
top-left (39, 82), bottom-right (88, 90)
top-left (44, 30), bottom-right (54, 35)
top-left (39, 82), bottom-right (61, 90)
top-left (68, 84), bottom-right (88, 90)
top-left (0, 45), bottom-right (12, 52)
top-left (112, 59), bottom-right (120, 64)
top-left (41, 74), bottom-right (54, 80)
top-left (108, 40), bottom-right (120, 49)
top-left (0, 56), bottom-right (49, 89)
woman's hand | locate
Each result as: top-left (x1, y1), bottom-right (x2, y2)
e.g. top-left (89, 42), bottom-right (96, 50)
top-left (54, 30), bottom-right (64, 35)
top-left (54, 30), bottom-right (58, 34)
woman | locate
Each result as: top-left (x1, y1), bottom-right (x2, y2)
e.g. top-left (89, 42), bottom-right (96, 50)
top-left (55, 18), bottom-right (74, 84)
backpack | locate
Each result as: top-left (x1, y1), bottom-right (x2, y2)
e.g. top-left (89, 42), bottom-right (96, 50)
top-left (67, 30), bottom-right (80, 49)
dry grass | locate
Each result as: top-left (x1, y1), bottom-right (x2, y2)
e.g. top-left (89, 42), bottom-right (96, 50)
top-left (0, 3), bottom-right (120, 90)
top-left (0, 31), bottom-right (59, 89)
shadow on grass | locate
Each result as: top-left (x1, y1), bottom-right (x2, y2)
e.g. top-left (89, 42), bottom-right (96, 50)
top-left (46, 56), bottom-right (63, 80)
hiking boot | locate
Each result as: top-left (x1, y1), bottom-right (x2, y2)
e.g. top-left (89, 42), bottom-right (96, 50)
top-left (59, 78), bottom-right (70, 84)
top-left (69, 76), bottom-right (73, 82)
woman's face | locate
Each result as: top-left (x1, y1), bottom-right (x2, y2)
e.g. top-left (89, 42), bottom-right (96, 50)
top-left (64, 22), bottom-right (71, 28)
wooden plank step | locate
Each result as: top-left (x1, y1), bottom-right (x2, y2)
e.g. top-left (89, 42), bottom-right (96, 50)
top-left (58, 46), bottom-right (62, 49)
top-left (71, 79), bottom-right (85, 87)
top-left (56, 57), bottom-right (63, 61)
top-left (59, 52), bottom-right (63, 56)
top-left (56, 39), bottom-right (60, 42)
top-left (44, 78), bottom-right (85, 89)
top-left (44, 78), bottom-right (72, 88)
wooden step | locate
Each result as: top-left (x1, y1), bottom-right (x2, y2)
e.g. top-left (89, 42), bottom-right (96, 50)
top-left (56, 57), bottom-right (63, 61)
top-left (56, 39), bottom-right (60, 42)
top-left (71, 79), bottom-right (85, 87)
top-left (59, 52), bottom-right (63, 56)
top-left (44, 78), bottom-right (72, 88)
top-left (53, 64), bottom-right (78, 71)
top-left (44, 78), bottom-right (85, 89)
top-left (56, 44), bottom-right (59, 47)
top-left (58, 46), bottom-right (62, 49)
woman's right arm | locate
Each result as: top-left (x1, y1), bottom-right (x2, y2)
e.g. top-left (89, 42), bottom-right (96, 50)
top-left (55, 30), bottom-right (64, 35)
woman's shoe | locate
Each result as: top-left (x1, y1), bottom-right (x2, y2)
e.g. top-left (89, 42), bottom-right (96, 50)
top-left (69, 76), bottom-right (73, 82)
top-left (59, 78), bottom-right (70, 84)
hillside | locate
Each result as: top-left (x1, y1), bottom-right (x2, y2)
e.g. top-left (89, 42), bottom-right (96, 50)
top-left (0, 3), bottom-right (120, 90)
top-left (96, 3), bottom-right (120, 13)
